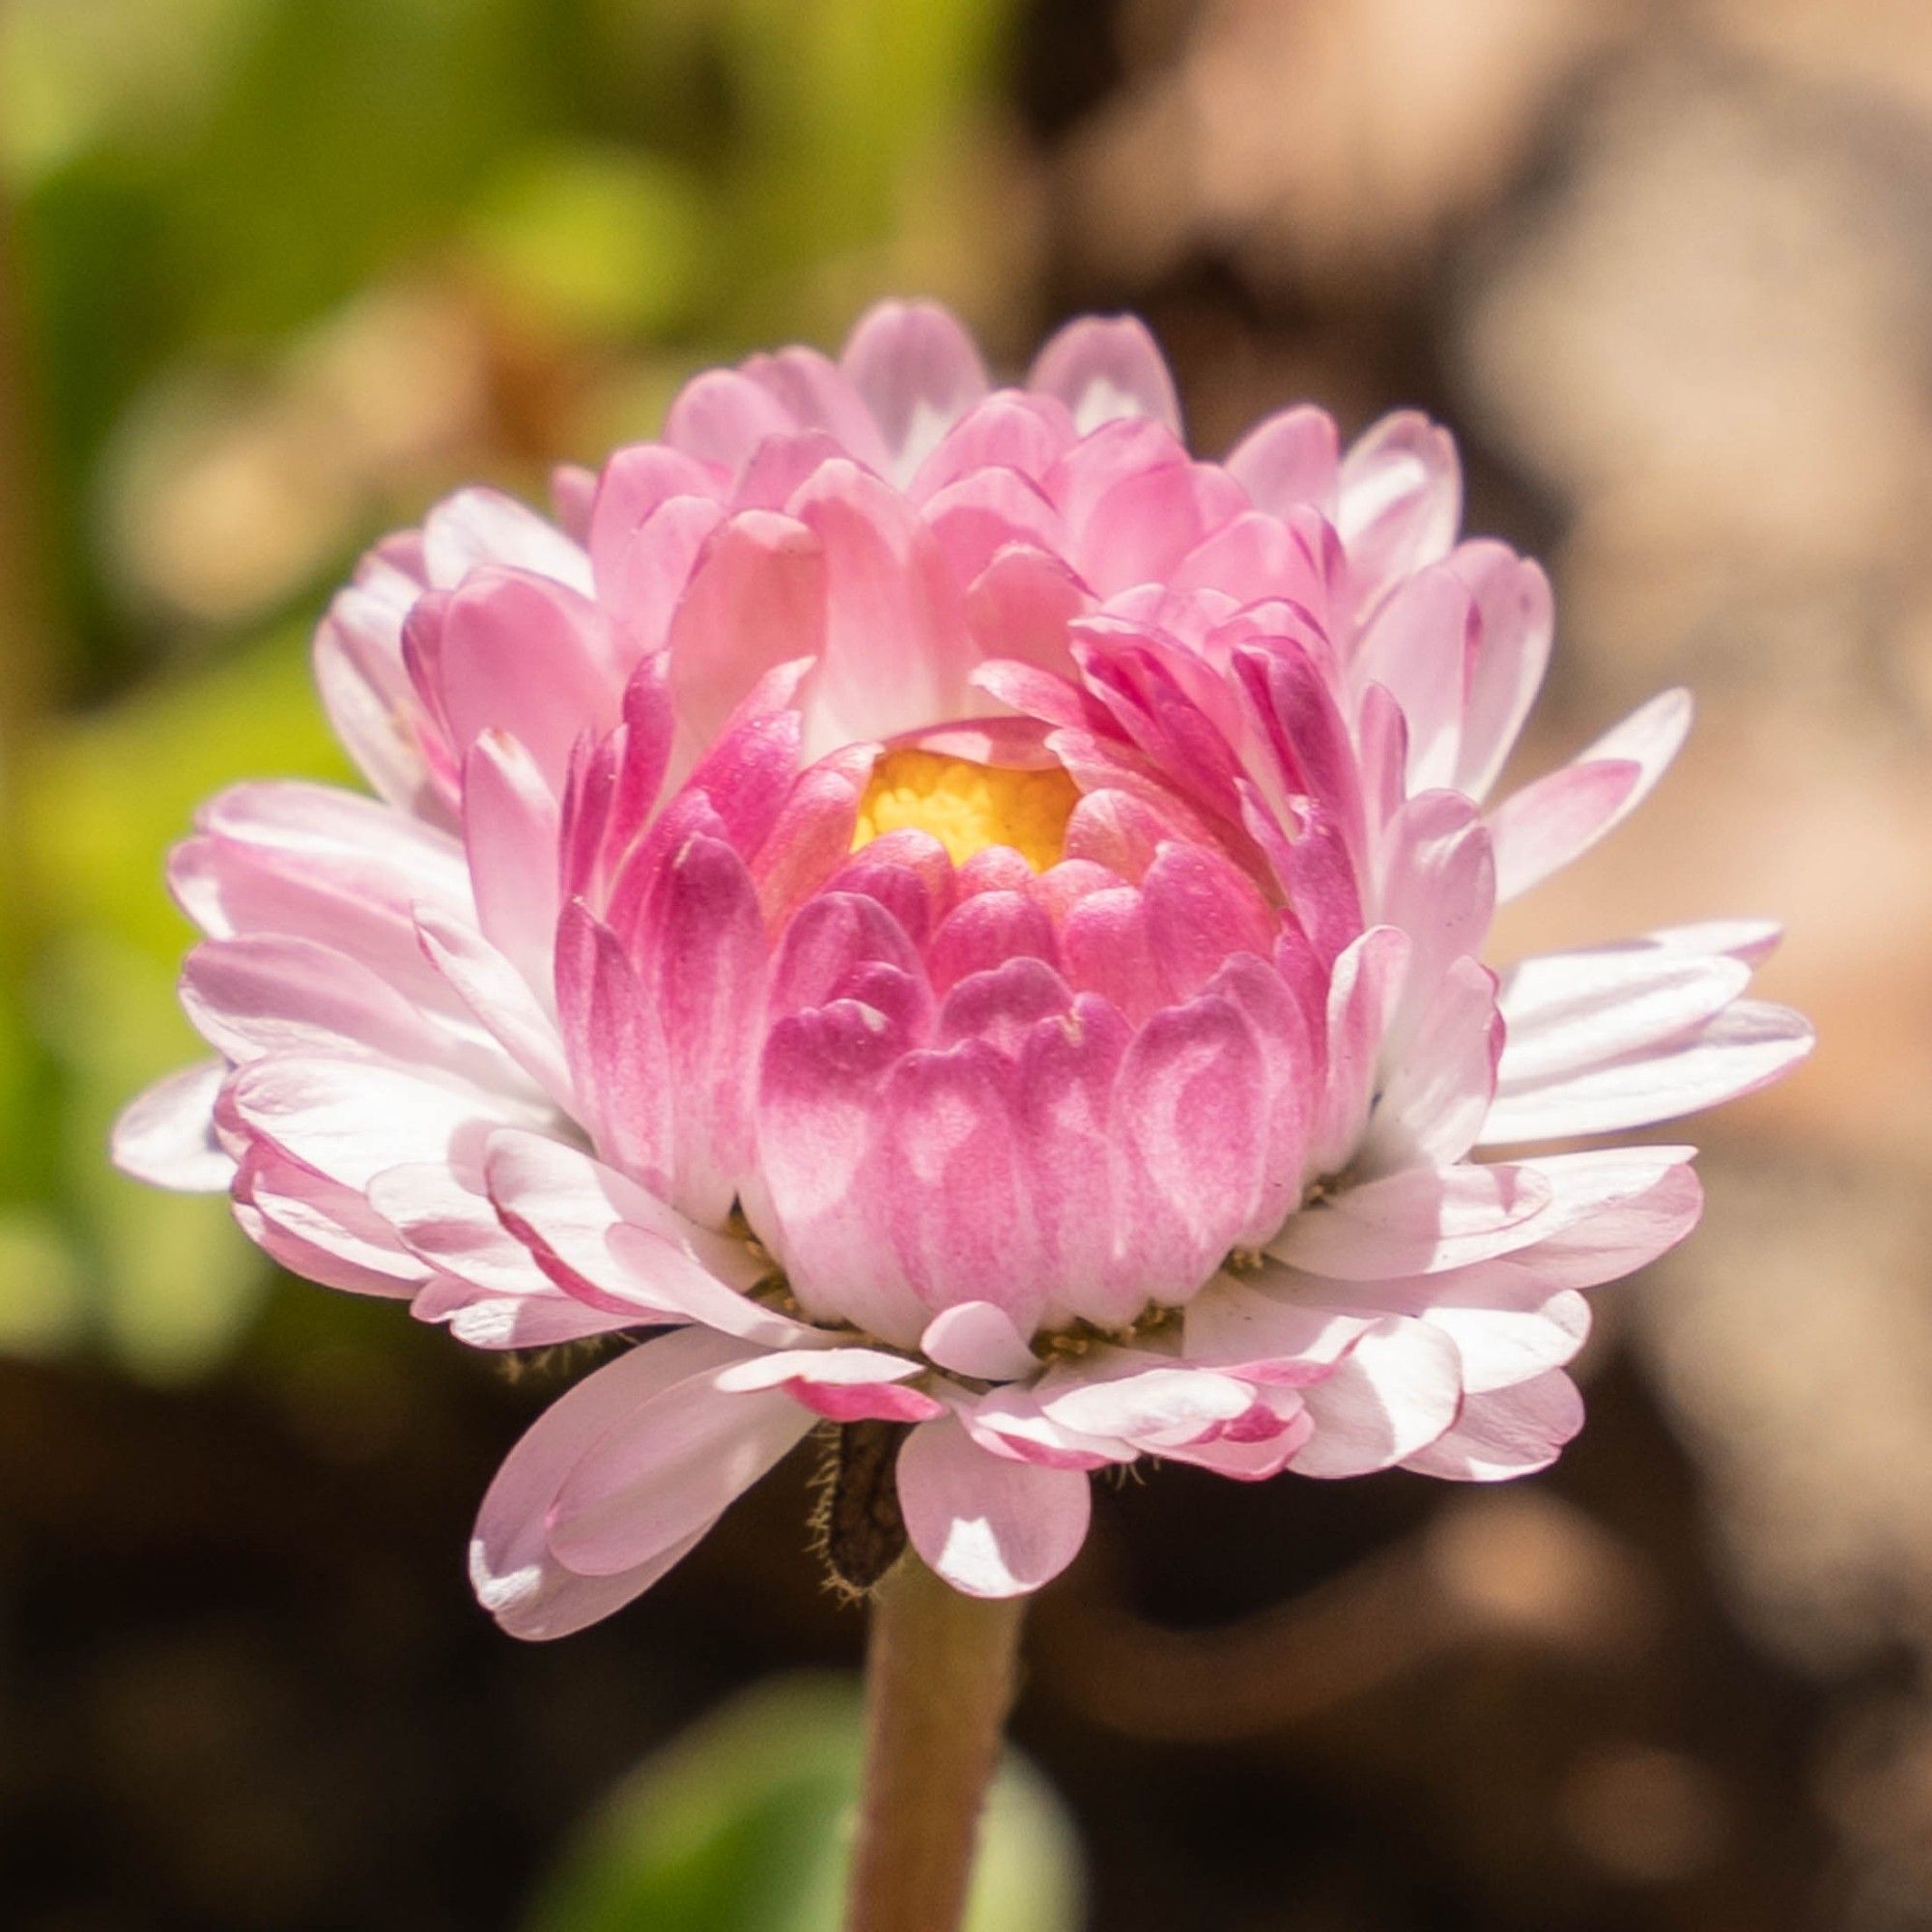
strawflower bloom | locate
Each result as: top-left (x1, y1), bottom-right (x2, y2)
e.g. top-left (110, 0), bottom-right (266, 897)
top-left (116, 302), bottom-right (1812, 1638)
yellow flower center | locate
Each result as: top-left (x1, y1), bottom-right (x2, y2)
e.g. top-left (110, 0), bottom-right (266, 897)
top-left (851, 750), bottom-right (1079, 872)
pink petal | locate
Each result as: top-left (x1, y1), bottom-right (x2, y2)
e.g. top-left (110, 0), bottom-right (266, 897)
top-left (787, 460), bottom-right (977, 757)
top-left (753, 999), bottom-right (930, 1346)
top-left (1115, 993), bottom-right (1268, 1303)
top-left (633, 830), bottom-right (769, 1227)
top-left (879, 1041), bottom-right (1045, 1331)
top-left (1029, 315), bottom-right (1182, 436)
top-left (841, 299), bottom-right (992, 479)
top-left (1225, 405), bottom-right (1340, 515)
top-left (436, 570), bottom-right (627, 790)
top-left (664, 510), bottom-right (825, 753)
top-left (896, 1415), bottom-right (1093, 1597)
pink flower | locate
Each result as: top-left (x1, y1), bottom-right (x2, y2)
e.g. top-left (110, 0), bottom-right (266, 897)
top-left (115, 303), bottom-right (1811, 1636)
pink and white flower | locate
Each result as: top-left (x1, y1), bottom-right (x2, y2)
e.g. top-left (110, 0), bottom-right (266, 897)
top-left (115, 303), bottom-right (1811, 1636)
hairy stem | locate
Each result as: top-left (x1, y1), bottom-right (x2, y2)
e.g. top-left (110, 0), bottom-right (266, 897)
top-left (844, 1551), bottom-right (1026, 1932)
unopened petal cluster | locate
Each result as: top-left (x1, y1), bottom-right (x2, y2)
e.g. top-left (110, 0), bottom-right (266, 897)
top-left (117, 303), bottom-right (1811, 1634)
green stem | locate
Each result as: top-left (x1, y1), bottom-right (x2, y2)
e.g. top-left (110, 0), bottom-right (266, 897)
top-left (844, 1551), bottom-right (1026, 1932)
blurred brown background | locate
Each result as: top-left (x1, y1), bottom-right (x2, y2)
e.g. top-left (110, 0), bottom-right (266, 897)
top-left (0, 0), bottom-right (1919, 1926)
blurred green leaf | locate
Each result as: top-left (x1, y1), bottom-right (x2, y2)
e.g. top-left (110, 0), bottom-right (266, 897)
top-left (469, 144), bottom-right (710, 339)
top-left (523, 1674), bottom-right (1083, 1932)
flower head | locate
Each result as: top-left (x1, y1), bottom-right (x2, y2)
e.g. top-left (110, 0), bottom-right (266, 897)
top-left (116, 303), bottom-right (1812, 1635)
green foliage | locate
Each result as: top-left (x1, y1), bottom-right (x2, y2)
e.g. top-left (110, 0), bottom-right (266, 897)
top-left (523, 1676), bottom-right (1082, 1932)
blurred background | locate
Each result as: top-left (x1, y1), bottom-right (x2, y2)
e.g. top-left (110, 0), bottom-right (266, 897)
top-left (0, 0), bottom-right (1918, 1925)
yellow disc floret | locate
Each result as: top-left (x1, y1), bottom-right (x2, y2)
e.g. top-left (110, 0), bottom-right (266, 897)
top-left (852, 750), bottom-right (1080, 872)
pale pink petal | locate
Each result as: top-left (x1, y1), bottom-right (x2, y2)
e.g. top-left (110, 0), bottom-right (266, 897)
top-left (1271, 1162), bottom-right (1554, 1280)
top-left (896, 1415), bottom-right (1093, 1597)
top-left (585, 443), bottom-right (724, 594)
top-left (1375, 792), bottom-right (1494, 1031)
top-left (460, 731), bottom-right (561, 1000)
top-left (713, 1347), bottom-right (944, 1424)
top-left (921, 1301), bottom-right (1041, 1380)
top-left (742, 347), bottom-right (890, 472)
top-left (663, 368), bottom-right (798, 471)
top-left (413, 907), bottom-right (572, 1107)
top-left (421, 488), bottom-right (593, 595)
top-left (235, 1151), bottom-right (425, 1298)
top-left (1308, 925), bottom-right (1410, 1173)
top-left (181, 934), bottom-right (477, 1074)
top-left (469, 1328), bottom-right (751, 1638)
top-left (1335, 411), bottom-right (1460, 606)
top-left (1291, 1318), bottom-right (1463, 1477)
top-left (1487, 760), bottom-right (1641, 904)
top-left (1181, 1273), bottom-right (1375, 1384)
top-left (1361, 954), bottom-right (1501, 1170)
top-left (229, 1056), bottom-right (518, 1193)
top-left (548, 1354), bottom-right (812, 1576)
top-left (111, 1061), bottom-right (233, 1192)
top-left (1487, 689), bottom-right (1691, 902)
top-left (1037, 1361), bottom-right (1257, 1443)
top-left (1350, 563), bottom-right (1477, 792)
top-left (1401, 1370), bottom-right (1584, 1481)
top-left (483, 1129), bottom-right (781, 1337)
top-left (1447, 543), bottom-right (1552, 799)
top-left (1494, 943), bottom-right (1752, 1088)
top-left (1480, 1000), bottom-right (1814, 1143)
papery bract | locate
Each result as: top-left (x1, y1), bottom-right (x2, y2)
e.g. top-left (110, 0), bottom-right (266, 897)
top-left (117, 302), bottom-right (1811, 1634)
